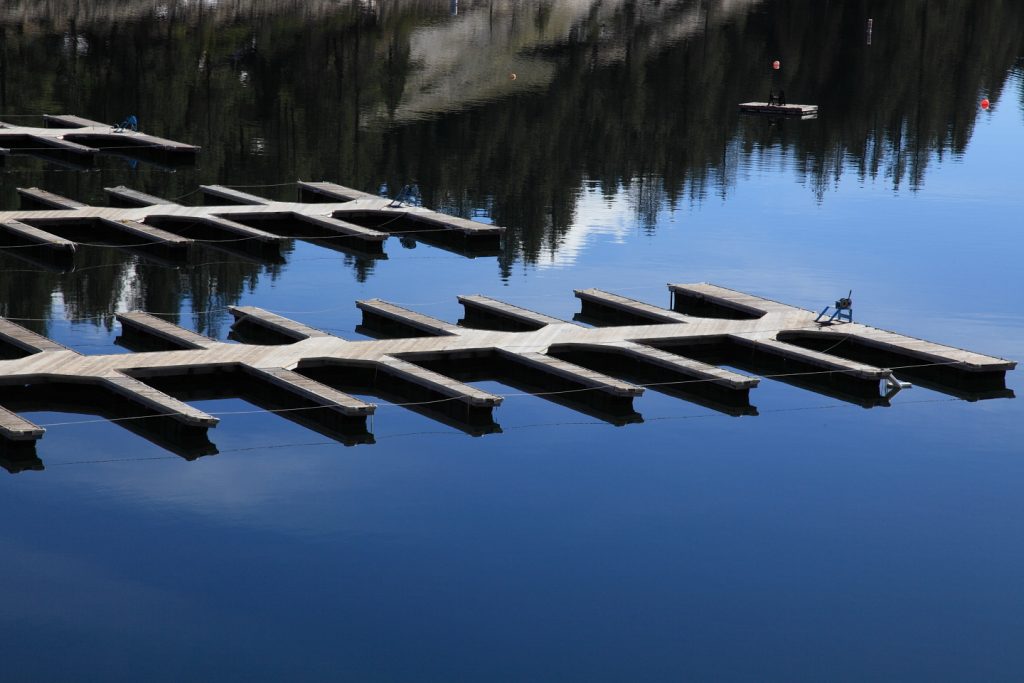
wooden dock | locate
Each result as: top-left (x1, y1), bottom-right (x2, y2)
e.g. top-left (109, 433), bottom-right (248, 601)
top-left (0, 284), bottom-right (1014, 467)
top-left (0, 114), bottom-right (199, 165)
top-left (738, 102), bottom-right (818, 116)
top-left (0, 219), bottom-right (76, 258)
top-left (0, 181), bottom-right (504, 265)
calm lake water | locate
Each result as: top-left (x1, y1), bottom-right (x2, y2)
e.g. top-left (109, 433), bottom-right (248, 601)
top-left (1, 1), bottom-right (1023, 680)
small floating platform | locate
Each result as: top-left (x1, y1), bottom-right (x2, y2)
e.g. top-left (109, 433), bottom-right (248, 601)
top-left (738, 102), bottom-right (818, 116)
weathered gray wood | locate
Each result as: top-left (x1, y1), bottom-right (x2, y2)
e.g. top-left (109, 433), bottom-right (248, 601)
top-left (782, 328), bottom-right (1017, 372)
top-left (289, 213), bottom-right (388, 241)
top-left (17, 187), bottom-right (88, 209)
top-left (43, 114), bottom-right (106, 128)
top-left (0, 284), bottom-right (1014, 456)
top-left (150, 213), bottom-right (283, 244)
top-left (498, 349), bottom-right (643, 397)
top-left (669, 282), bottom-right (791, 318)
top-left (244, 366), bottom-right (375, 416)
top-left (35, 115), bottom-right (201, 153)
top-left (29, 136), bottom-right (99, 156)
top-left (200, 185), bottom-right (271, 205)
top-left (101, 374), bottom-right (219, 427)
top-left (376, 355), bottom-right (503, 407)
top-left (598, 341), bottom-right (758, 389)
top-left (97, 218), bottom-right (192, 247)
top-left (0, 220), bottom-right (76, 254)
top-left (357, 299), bottom-right (461, 336)
top-left (229, 306), bottom-right (330, 341)
top-left (299, 180), bottom-right (380, 201)
top-left (297, 181), bottom-right (379, 202)
top-left (333, 199), bottom-right (502, 237)
top-left (397, 209), bottom-right (501, 236)
top-left (0, 182), bottom-right (505, 256)
top-left (675, 283), bottom-right (795, 313)
top-left (0, 406), bottom-right (44, 441)
top-left (733, 337), bottom-right (891, 380)
top-left (0, 319), bottom-right (68, 354)
top-left (459, 295), bottom-right (566, 329)
top-left (116, 312), bottom-right (215, 350)
top-left (575, 288), bottom-right (690, 324)
top-left (104, 186), bottom-right (178, 207)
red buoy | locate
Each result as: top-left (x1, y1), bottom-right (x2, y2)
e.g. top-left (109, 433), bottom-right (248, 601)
top-left (772, 60), bottom-right (781, 70)
top-left (980, 98), bottom-right (990, 110)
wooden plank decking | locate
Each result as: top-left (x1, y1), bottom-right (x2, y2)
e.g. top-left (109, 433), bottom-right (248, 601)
top-left (358, 299), bottom-right (462, 336)
top-left (0, 284), bottom-right (1013, 461)
top-left (375, 355), bottom-right (504, 407)
top-left (105, 185), bottom-right (178, 207)
top-left (297, 181), bottom-right (381, 202)
top-left (147, 213), bottom-right (284, 244)
top-left (458, 295), bottom-right (566, 330)
top-left (116, 312), bottom-right (216, 350)
top-left (0, 181), bottom-right (503, 262)
top-left (576, 288), bottom-right (690, 324)
top-left (603, 341), bottom-right (758, 389)
top-left (17, 187), bottom-right (88, 209)
top-left (0, 406), bottom-right (45, 441)
top-left (200, 185), bottom-right (272, 205)
top-left (97, 217), bottom-right (192, 248)
top-left (0, 220), bottom-right (76, 255)
top-left (243, 366), bottom-right (375, 416)
top-left (42, 114), bottom-right (201, 152)
top-left (101, 374), bottom-right (219, 427)
top-left (0, 318), bottom-right (68, 353)
top-left (0, 114), bottom-right (202, 162)
top-left (499, 349), bottom-right (643, 397)
top-left (229, 306), bottom-right (330, 341)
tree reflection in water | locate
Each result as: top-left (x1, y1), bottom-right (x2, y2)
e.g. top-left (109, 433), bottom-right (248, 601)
top-left (0, 0), bottom-right (1021, 332)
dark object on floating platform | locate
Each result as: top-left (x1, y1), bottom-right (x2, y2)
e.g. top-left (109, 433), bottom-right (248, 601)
top-left (0, 284), bottom-right (1014, 469)
top-left (738, 101), bottom-right (818, 117)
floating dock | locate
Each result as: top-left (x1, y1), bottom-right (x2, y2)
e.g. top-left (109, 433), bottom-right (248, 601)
top-left (738, 102), bottom-right (818, 116)
top-left (0, 114), bottom-right (199, 166)
top-left (0, 181), bottom-right (505, 266)
top-left (0, 284), bottom-right (1013, 470)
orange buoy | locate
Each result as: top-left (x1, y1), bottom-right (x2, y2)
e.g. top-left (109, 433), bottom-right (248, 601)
top-left (772, 60), bottom-right (781, 70)
top-left (980, 98), bottom-right (990, 110)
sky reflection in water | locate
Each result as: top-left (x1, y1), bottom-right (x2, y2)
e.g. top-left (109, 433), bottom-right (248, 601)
top-left (0, 2), bottom-right (1022, 680)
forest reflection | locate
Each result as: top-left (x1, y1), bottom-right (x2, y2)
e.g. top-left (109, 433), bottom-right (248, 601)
top-left (0, 0), bottom-right (1021, 333)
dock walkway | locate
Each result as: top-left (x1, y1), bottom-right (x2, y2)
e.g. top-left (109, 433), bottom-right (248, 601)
top-left (0, 181), bottom-right (504, 264)
top-left (0, 114), bottom-right (199, 164)
top-left (0, 283), bottom-right (1013, 466)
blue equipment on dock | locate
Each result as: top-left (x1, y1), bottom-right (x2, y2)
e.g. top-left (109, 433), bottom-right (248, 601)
top-left (113, 115), bottom-right (138, 132)
top-left (816, 290), bottom-right (853, 323)
top-left (389, 183), bottom-right (421, 207)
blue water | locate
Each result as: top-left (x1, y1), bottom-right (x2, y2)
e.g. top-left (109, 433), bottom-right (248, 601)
top-left (1, 3), bottom-right (1023, 680)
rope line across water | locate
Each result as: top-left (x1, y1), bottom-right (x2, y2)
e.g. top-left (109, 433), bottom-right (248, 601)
top-left (29, 359), bottom-right (963, 431)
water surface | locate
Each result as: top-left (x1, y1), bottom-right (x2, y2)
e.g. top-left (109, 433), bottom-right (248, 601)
top-left (1, 2), bottom-right (1022, 680)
